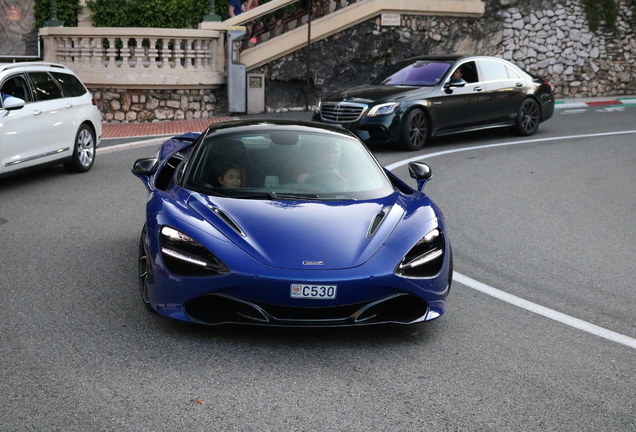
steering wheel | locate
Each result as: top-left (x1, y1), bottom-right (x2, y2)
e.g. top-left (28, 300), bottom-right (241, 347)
top-left (305, 170), bottom-right (348, 185)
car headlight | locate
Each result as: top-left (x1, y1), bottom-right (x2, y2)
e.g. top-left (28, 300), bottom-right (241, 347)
top-left (160, 226), bottom-right (230, 277)
top-left (396, 228), bottom-right (445, 278)
top-left (367, 102), bottom-right (400, 117)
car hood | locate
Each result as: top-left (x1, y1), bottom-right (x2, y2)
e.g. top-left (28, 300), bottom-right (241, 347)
top-left (187, 193), bottom-right (408, 270)
top-left (323, 84), bottom-right (435, 104)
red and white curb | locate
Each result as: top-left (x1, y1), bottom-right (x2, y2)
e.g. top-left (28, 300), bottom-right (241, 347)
top-left (556, 98), bottom-right (636, 109)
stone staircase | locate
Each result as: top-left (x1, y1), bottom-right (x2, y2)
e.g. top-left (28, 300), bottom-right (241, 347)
top-left (223, 0), bottom-right (485, 71)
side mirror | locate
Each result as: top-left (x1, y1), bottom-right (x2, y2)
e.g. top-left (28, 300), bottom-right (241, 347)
top-left (132, 157), bottom-right (159, 176)
top-left (408, 162), bottom-right (432, 192)
top-left (444, 78), bottom-right (467, 89)
top-left (2, 96), bottom-right (25, 111)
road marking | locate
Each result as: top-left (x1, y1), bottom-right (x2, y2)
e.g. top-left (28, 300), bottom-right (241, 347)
top-left (388, 129), bottom-right (636, 350)
top-left (561, 109), bottom-right (588, 114)
top-left (97, 137), bottom-right (167, 154)
top-left (598, 107), bottom-right (626, 112)
top-left (385, 129), bottom-right (636, 171)
top-left (454, 273), bottom-right (636, 349)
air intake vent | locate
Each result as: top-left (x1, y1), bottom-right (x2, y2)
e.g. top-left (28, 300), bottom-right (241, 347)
top-left (367, 207), bottom-right (390, 238)
top-left (320, 102), bottom-right (367, 123)
top-left (208, 206), bottom-right (246, 237)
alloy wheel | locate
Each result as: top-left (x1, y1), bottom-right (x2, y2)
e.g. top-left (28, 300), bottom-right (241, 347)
top-left (76, 127), bottom-right (95, 167)
top-left (517, 99), bottom-right (540, 135)
top-left (401, 109), bottom-right (428, 151)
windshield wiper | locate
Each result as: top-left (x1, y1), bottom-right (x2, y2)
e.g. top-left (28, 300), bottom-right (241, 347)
top-left (192, 186), bottom-right (227, 197)
top-left (228, 191), bottom-right (358, 201)
top-left (230, 191), bottom-right (320, 200)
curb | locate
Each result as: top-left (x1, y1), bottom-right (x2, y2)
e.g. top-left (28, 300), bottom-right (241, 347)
top-left (555, 97), bottom-right (636, 109)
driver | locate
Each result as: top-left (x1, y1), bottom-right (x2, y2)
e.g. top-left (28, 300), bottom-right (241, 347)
top-left (297, 142), bottom-right (349, 183)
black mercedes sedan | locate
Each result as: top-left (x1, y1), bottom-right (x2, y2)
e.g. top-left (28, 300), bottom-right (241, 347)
top-left (312, 55), bottom-right (555, 151)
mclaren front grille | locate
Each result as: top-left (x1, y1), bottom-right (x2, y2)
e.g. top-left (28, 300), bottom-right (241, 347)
top-left (320, 102), bottom-right (367, 123)
top-left (184, 293), bottom-right (428, 327)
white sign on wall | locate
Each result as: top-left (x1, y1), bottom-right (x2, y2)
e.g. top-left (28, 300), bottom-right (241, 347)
top-left (381, 13), bottom-right (401, 26)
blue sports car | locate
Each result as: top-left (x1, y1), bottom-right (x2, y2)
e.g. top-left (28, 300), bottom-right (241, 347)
top-left (132, 120), bottom-right (452, 326)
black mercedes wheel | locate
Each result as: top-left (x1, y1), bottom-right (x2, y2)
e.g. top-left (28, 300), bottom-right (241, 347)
top-left (400, 108), bottom-right (428, 151)
top-left (514, 98), bottom-right (541, 136)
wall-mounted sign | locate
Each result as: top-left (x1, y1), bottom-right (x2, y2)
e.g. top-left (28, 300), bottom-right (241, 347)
top-left (249, 75), bottom-right (263, 88)
top-left (381, 13), bottom-right (401, 26)
top-left (0, 0), bottom-right (38, 58)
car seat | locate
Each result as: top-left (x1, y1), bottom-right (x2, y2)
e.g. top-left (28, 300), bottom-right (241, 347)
top-left (197, 138), bottom-right (265, 188)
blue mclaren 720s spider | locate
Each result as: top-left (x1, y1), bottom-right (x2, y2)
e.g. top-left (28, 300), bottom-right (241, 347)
top-left (132, 119), bottom-right (452, 327)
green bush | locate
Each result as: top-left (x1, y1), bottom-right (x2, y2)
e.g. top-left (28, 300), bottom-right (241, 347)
top-left (36, 0), bottom-right (276, 28)
top-left (35, 0), bottom-right (81, 27)
top-left (87, 0), bottom-right (212, 28)
top-left (581, 0), bottom-right (619, 32)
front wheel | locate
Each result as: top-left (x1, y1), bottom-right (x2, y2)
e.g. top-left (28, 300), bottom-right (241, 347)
top-left (64, 124), bottom-right (96, 173)
top-left (400, 108), bottom-right (428, 151)
top-left (514, 98), bottom-right (541, 136)
top-left (138, 226), bottom-right (155, 313)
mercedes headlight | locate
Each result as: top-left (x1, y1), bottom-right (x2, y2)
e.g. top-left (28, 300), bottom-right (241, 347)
top-left (367, 102), bottom-right (400, 117)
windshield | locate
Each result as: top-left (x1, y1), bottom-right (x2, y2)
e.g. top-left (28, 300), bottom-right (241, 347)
top-left (372, 60), bottom-right (452, 86)
top-left (185, 127), bottom-right (395, 200)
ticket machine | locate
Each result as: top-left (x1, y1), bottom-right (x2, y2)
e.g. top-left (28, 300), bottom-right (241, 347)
top-left (227, 26), bottom-right (247, 113)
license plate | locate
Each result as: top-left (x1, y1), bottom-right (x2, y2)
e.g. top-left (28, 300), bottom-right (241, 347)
top-left (291, 284), bottom-right (337, 300)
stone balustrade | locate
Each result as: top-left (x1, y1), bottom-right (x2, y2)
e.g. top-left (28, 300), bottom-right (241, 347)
top-left (39, 27), bottom-right (225, 89)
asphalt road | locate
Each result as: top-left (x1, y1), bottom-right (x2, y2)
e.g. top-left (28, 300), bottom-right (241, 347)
top-left (1, 105), bottom-right (635, 431)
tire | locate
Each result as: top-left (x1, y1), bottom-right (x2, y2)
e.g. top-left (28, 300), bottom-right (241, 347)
top-left (138, 226), bottom-right (156, 313)
top-left (400, 108), bottom-right (428, 151)
top-left (64, 123), bottom-right (96, 173)
top-left (514, 98), bottom-right (541, 136)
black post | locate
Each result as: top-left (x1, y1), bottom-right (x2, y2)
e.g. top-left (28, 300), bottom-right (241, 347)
top-left (44, 0), bottom-right (64, 27)
top-left (203, 0), bottom-right (222, 22)
top-left (305, 0), bottom-right (313, 111)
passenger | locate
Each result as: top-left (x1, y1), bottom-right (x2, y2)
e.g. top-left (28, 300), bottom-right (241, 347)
top-left (218, 163), bottom-right (244, 188)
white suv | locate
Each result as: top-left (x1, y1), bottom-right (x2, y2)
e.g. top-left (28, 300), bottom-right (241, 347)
top-left (0, 62), bottom-right (102, 177)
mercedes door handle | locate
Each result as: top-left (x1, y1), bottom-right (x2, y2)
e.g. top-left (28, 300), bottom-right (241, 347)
top-left (473, 86), bottom-right (483, 92)
top-left (65, 103), bottom-right (74, 109)
top-left (516, 82), bottom-right (524, 87)
top-left (32, 110), bottom-right (42, 116)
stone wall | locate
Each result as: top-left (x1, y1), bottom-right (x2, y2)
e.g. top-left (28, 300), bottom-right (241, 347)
top-left (92, 88), bottom-right (227, 123)
top-left (496, 0), bottom-right (635, 97)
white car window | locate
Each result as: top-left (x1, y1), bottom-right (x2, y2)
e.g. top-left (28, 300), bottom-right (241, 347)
top-left (1, 75), bottom-right (31, 104)
top-left (28, 72), bottom-right (64, 101)
top-left (479, 60), bottom-right (512, 81)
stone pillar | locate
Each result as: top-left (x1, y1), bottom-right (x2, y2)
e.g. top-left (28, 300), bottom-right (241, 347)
top-left (78, 0), bottom-right (94, 27)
